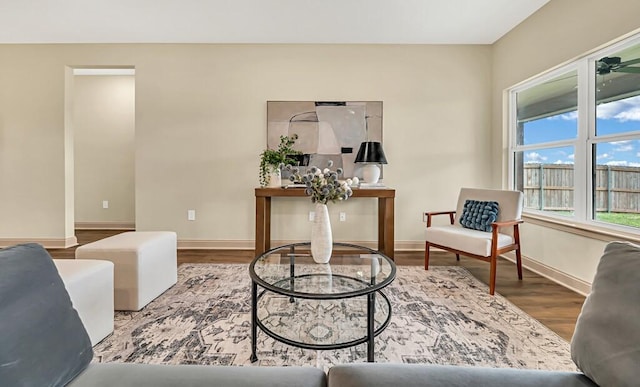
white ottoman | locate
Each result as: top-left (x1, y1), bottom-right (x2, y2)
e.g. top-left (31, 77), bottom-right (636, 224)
top-left (53, 259), bottom-right (114, 346)
top-left (75, 231), bottom-right (177, 311)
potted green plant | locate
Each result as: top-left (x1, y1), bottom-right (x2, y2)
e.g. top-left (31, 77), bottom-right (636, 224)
top-left (259, 134), bottom-right (302, 187)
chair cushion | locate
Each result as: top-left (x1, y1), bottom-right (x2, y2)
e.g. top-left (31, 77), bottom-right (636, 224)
top-left (0, 243), bottom-right (93, 386)
top-left (425, 225), bottom-right (514, 257)
top-left (459, 200), bottom-right (499, 232)
top-left (571, 241), bottom-right (640, 387)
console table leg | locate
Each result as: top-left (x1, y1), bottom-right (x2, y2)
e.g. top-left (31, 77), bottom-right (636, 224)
top-left (289, 245), bottom-right (295, 303)
top-left (250, 281), bottom-right (258, 362)
top-left (367, 292), bottom-right (375, 362)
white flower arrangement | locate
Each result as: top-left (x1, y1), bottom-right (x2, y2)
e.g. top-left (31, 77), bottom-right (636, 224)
top-left (287, 160), bottom-right (353, 204)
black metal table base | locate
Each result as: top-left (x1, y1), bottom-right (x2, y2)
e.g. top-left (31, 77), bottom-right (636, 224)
top-left (250, 280), bottom-right (387, 363)
top-left (249, 242), bottom-right (396, 364)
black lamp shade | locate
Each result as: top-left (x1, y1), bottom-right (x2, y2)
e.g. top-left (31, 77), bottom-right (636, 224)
top-left (354, 141), bottom-right (388, 164)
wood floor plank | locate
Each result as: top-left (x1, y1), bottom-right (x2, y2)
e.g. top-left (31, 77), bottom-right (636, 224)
top-left (47, 229), bottom-right (585, 341)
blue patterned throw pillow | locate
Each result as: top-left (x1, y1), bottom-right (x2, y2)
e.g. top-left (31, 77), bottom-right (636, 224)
top-left (459, 200), bottom-right (499, 232)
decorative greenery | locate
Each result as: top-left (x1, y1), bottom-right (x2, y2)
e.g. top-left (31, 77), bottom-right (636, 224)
top-left (259, 134), bottom-right (302, 187)
top-left (288, 160), bottom-right (353, 204)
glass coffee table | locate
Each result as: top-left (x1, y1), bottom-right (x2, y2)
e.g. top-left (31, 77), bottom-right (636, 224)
top-left (249, 242), bottom-right (396, 362)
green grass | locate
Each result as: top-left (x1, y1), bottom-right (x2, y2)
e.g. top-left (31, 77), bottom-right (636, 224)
top-left (595, 212), bottom-right (640, 228)
top-left (543, 210), bottom-right (640, 228)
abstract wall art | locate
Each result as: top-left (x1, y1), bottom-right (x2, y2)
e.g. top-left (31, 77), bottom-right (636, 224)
top-left (267, 101), bottom-right (383, 179)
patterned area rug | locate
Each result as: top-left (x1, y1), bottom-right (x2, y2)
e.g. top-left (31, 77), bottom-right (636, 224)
top-left (93, 264), bottom-right (576, 371)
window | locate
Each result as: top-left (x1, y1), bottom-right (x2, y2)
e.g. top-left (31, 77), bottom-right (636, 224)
top-left (510, 35), bottom-right (640, 231)
top-left (512, 70), bottom-right (578, 217)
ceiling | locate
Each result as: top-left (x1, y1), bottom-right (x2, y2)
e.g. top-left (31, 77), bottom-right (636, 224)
top-left (0, 0), bottom-right (550, 44)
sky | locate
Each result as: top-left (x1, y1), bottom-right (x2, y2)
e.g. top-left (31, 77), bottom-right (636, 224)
top-left (522, 95), bottom-right (640, 167)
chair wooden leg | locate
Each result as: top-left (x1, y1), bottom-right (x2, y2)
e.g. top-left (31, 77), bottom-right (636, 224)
top-left (489, 254), bottom-right (497, 295)
top-left (455, 254), bottom-right (460, 261)
top-left (514, 224), bottom-right (523, 280)
top-left (424, 241), bottom-right (430, 270)
top-left (516, 247), bottom-right (523, 280)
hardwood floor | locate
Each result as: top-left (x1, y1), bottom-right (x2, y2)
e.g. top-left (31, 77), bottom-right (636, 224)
top-left (48, 229), bottom-right (585, 341)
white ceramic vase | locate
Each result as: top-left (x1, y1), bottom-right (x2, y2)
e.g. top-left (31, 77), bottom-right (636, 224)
top-left (267, 167), bottom-right (282, 187)
top-left (311, 203), bottom-right (332, 264)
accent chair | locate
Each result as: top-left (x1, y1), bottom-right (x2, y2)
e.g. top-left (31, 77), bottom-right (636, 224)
top-left (424, 188), bottom-right (524, 295)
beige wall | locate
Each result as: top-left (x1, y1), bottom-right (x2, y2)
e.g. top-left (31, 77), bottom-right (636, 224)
top-left (0, 44), bottom-right (492, 248)
top-left (73, 75), bottom-right (135, 226)
top-left (3, 1), bottom-right (638, 289)
top-left (492, 0), bottom-right (640, 286)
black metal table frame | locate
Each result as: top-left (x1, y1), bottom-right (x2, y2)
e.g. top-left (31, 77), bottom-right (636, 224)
top-left (249, 242), bottom-right (397, 363)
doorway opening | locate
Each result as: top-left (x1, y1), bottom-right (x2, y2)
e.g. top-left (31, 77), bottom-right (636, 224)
top-left (68, 67), bottom-right (136, 235)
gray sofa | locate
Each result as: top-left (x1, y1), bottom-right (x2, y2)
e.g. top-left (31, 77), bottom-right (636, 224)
top-left (327, 241), bottom-right (640, 387)
top-left (1, 242), bottom-right (638, 386)
top-left (0, 244), bottom-right (324, 387)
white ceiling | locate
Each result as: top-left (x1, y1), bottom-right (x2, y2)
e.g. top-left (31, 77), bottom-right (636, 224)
top-left (0, 0), bottom-right (550, 44)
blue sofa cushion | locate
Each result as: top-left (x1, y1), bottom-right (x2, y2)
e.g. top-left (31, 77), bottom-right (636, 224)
top-left (459, 200), bottom-right (499, 232)
top-left (0, 243), bottom-right (93, 386)
top-left (571, 241), bottom-right (640, 387)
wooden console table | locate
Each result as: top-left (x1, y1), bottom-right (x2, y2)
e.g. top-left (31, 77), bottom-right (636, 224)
top-left (255, 187), bottom-right (396, 259)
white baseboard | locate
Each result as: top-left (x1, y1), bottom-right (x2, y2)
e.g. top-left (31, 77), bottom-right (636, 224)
top-left (23, 234), bottom-right (587, 296)
top-left (392, 241), bottom-right (591, 295)
top-left (176, 240), bottom-right (426, 252)
top-left (502, 252), bottom-right (591, 296)
top-left (75, 222), bottom-right (135, 230)
top-left (177, 239), bottom-right (255, 250)
top-left (395, 240), bottom-right (425, 251)
top-left (177, 239), bottom-right (381, 250)
top-left (0, 236), bottom-right (78, 249)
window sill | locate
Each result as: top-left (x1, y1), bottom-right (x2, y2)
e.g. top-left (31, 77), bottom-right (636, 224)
top-left (522, 213), bottom-right (640, 244)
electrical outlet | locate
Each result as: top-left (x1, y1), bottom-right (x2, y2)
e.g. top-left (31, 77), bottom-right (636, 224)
top-left (102, 200), bottom-right (109, 209)
top-left (339, 212), bottom-right (346, 222)
top-left (187, 210), bottom-right (196, 221)
top-left (308, 211), bottom-right (315, 221)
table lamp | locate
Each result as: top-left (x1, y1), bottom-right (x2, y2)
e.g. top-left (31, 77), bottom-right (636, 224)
top-left (354, 141), bottom-right (387, 184)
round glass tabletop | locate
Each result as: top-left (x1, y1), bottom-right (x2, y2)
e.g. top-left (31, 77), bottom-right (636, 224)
top-left (249, 242), bottom-right (396, 299)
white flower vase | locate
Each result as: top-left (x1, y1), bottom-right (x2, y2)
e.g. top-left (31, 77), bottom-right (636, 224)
top-left (311, 203), bottom-right (332, 264)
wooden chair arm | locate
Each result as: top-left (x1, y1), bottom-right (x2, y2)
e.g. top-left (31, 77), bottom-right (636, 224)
top-left (424, 210), bottom-right (456, 216)
top-left (490, 219), bottom-right (524, 249)
top-left (491, 219), bottom-right (524, 230)
top-left (424, 210), bottom-right (456, 227)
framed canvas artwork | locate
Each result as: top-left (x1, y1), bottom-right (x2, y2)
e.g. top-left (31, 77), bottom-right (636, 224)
top-left (267, 101), bottom-right (383, 179)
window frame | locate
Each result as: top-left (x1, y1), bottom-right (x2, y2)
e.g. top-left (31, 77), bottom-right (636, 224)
top-left (508, 33), bottom-right (640, 233)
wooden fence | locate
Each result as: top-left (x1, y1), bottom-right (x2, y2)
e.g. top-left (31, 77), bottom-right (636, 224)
top-left (522, 164), bottom-right (640, 213)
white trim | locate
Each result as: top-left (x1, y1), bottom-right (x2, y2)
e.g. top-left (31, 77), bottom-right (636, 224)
top-left (502, 252), bottom-right (591, 296)
top-left (513, 139), bottom-right (576, 152)
top-left (400, 237), bottom-right (591, 295)
top-left (176, 239), bottom-right (424, 251)
top-left (178, 239), bottom-right (381, 250)
top-left (0, 237), bottom-right (78, 249)
top-left (131, 236), bottom-right (594, 295)
top-left (394, 240), bottom-right (426, 251)
top-left (523, 213), bottom-right (640, 244)
top-left (178, 239), bottom-right (255, 250)
top-left (75, 222), bottom-right (135, 230)
top-left (73, 68), bottom-right (135, 76)
top-left (574, 58), bottom-right (589, 222)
